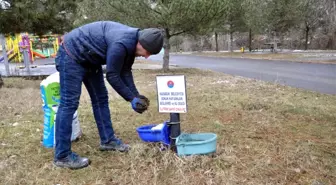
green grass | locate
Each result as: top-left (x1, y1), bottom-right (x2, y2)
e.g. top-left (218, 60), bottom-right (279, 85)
top-left (0, 68), bottom-right (335, 184)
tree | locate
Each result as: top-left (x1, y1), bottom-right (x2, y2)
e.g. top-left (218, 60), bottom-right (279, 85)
top-left (77, 0), bottom-right (227, 71)
top-left (209, 0), bottom-right (246, 52)
top-left (257, 0), bottom-right (300, 52)
top-left (224, 0), bottom-right (247, 52)
top-left (264, 0), bottom-right (299, 33)
top-left (0, 0), bottom-right (81, 35)
top-left (170, 36), bottom-right (183, 52)
top-left (322, 0), bottom-right (336, 49)
top-left (296, 0), bottom-right (324, 50)
top-left (242, 0), bottom-right (268, 52)
top-left (0, 0), bottom-right (81, 78)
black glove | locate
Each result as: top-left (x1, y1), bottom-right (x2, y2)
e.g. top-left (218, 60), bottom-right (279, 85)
top-left (131, 97), bottom-right (148, 114)
top-left (137, 95), bottom-right (150, 107)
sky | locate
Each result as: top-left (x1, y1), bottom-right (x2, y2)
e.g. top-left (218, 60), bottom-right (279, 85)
top-left (0, 0), bottom-right (10, 9)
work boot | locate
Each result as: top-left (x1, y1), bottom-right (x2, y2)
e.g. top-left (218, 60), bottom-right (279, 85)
top-left (53, 152), bottom-right (90, 170)
top-left (99, 137), bottom-right (130, 152)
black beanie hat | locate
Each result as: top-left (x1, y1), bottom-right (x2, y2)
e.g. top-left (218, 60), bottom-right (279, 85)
top-left (138, 28), bottom-right (164, 54)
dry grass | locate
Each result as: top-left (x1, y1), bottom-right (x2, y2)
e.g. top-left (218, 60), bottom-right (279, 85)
top-left (134, 59), bottom-right (158, 64)
top-left (192, 52), bottom-right (336, 64)
top-left (0, 68), bottom-right (336, 185)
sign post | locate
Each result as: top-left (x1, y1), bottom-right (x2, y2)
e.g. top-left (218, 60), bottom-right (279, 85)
top-left (156, 75), bottom-right (187, 152)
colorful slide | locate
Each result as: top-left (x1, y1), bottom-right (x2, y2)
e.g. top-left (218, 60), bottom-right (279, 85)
top-left (0, 49), bottom-right (14, 62)
top-left (8, 53), bottom-right (17, 62)
top-left (32, 50), bottom-right (47, 59)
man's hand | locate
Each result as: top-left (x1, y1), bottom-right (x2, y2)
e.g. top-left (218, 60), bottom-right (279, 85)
top-left (137, 95), bottom-right (150, 107)
top-left (131, 97), bottom-right (148, 114)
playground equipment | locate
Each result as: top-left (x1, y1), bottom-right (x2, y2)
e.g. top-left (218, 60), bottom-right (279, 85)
top-left (0, 49), bottom-right (14, 63)
top-left (0, 33), bottom-right (61, 64)
top-left (30, 35), bottom-right (61, 59)
top-left (1, 34), bottom-right (23, 63)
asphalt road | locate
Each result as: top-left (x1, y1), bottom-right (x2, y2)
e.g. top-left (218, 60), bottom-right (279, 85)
top-left (147, 54), bottom-right (336, 95)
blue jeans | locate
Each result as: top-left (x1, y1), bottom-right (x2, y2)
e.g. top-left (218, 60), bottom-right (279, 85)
top-left (55, 45), bottom-right (115, 160)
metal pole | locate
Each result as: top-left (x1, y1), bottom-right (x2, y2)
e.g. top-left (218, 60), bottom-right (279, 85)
top-left (0, 34), bottom-right (10, 76)
top-left (169, 113), bottom-right (181, 152)
top-left (22, 35), bottom-right (30, 74)
top-left (23, 48), bottom-right (30, 74)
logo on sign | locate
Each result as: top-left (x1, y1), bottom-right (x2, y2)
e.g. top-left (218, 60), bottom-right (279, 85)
top-left (167, 80), bottom-right (174, 88)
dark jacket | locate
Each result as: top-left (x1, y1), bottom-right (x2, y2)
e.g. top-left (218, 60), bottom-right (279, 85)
top-left (63, 21), bottom-right (140, 101)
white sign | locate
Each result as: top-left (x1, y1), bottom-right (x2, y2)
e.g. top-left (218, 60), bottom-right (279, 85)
top-left (156, 75), bottom-right (187, 113)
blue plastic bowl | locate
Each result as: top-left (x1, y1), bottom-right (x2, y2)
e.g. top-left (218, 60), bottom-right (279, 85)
top-left (136, 122), bottom-right (170, 145)
top-left (176, 133), bottom-right (217, 156)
